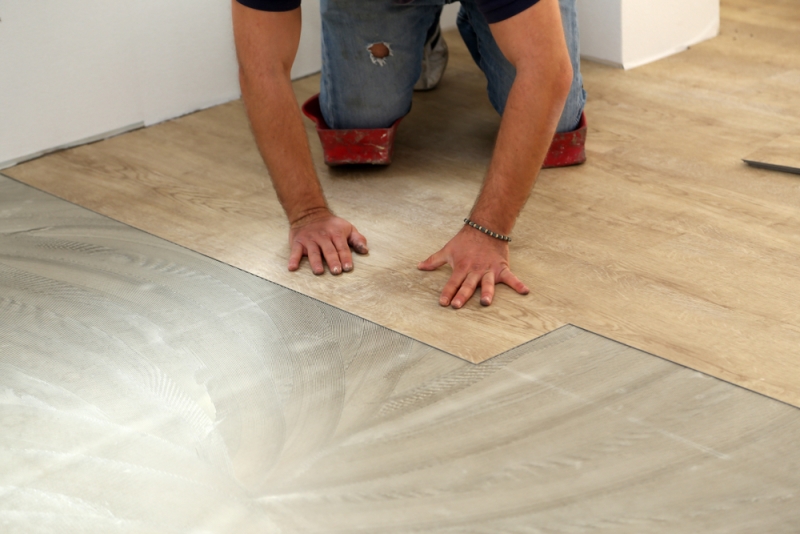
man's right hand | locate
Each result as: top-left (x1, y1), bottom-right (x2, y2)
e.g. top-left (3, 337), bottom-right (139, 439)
top-left (288, 211), bottom-right (369, 275)
top-left (234, 4), bottom-right (365, 276)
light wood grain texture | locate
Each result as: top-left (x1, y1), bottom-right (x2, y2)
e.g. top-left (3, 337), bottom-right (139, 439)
top-left (3, 175), bottom-right (799, 533)
top-left (744, 134), bottom-right (800, 174)
top-left (2, 36), bottom-right (566, 361)
top-left (7, 0), bottom-right (800, 405)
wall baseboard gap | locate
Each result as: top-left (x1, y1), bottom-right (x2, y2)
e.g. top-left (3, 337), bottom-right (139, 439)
top-left (0, 122), bottom-right (145, 171)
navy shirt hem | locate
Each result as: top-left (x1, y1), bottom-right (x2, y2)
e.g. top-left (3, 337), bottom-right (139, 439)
top-left (236, 0), bottom-right (301, 12)
top-left (480, 0), bottom-right (541, 24)
top-left (234, 0), bottom-right (541, 23)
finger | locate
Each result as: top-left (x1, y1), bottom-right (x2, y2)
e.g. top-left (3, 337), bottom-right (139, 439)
top-left (288, 241), bottom-right (305, 272)
top-left (333, 236), bottom-right (354, 272)
top-left (451, 272), bottom-right (482, 309)
top-left (348, 227), bottom-right (369, 255)
top-left (318, 239), bottom-right (343, 275)
top-left (480, 271), bottom-right (496, 307)
top-left (418, 249), bottom-right (448, 271)
top-left (439, 269), bottom-right (468, 307)
top-left (498, 268), bottom-right (530, 295)
top-left (306, 242), bottom-right (325, 275)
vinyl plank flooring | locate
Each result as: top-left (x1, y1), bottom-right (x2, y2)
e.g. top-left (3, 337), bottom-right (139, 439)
top-left (1, 43), bottom-right (566, 362)
top-left (744, 134), bottom-right (800, 175)
top-left (6, 0), bottom-right (800, 407)
top-left (2, 175), bottom-right (800, 533)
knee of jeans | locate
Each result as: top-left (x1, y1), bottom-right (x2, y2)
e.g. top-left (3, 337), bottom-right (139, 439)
top-left (325, 89), bottom-right (411, 129)
top-left (324, 44), bottom-right (413, 128)
top-left (346, 97), bottom-right (410, 129)
top-left (561, 69), bottom-right (586, 131)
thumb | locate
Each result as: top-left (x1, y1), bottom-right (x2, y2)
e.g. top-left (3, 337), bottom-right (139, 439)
top-left (348, 226), bottom-right (369, 255)
top-left (417, 249), bottom-right (448, 271)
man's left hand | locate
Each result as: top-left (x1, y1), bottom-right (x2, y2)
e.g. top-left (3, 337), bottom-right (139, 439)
top-left (418, 227), bottom-right (529, 309)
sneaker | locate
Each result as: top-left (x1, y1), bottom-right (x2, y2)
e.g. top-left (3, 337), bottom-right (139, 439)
top-left (414, 25), bottom-right (449, 91)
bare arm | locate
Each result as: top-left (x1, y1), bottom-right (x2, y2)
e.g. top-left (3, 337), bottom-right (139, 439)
top-left (473, 0), bottom-right (573, 236)
top-left (419, 0), bottom-right (573, 308)
top-left (232, 2), bottom-right (367, 275)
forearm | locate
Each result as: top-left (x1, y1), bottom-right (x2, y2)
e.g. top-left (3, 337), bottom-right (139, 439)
top-left (470, 67), bottom-right (571, 234)
top-left (232, 3), bottom-right (369, 276)
top-left (470, 0), bottom-right (573, 235)
top-left (232, 4), bottom-right (328, 227)
top-left (240, 69), bottom-right (329, 226)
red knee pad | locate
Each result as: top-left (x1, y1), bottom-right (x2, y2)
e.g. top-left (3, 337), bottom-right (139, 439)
top-left (302, 94), bottom-right (402, 166)
top-left (302, 93), bottom-right (586, 168)
top-left (543, 112), bottom-right (587, 168)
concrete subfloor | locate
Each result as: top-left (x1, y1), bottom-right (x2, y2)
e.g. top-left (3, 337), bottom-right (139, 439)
top-left (2, 175), bottom-right (800, 533)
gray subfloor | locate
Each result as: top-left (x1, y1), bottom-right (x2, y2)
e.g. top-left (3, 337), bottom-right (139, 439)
top-left (1, 174), bottom-right (800, 533)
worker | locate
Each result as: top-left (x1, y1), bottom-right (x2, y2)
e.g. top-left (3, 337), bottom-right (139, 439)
top-left (231, 0), bottom-right (586, 308)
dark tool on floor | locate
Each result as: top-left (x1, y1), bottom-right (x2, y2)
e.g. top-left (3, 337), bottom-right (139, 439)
top-left (743, 159), bottom-right (800, 176)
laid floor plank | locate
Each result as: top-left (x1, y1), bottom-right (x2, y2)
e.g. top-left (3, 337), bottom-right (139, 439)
top-left (3, 37), bottom-right (566, 362)
top-left (2, 175), bottom-right (799, 533)
top-left (744, 134), bottom-right (800, 175)
top-left (6, 0), bottom-right (800, 406)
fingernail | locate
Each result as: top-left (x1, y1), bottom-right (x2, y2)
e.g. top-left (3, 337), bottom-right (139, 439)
top-left (439, 298), bottom-right (449, 307)
top-left (480, 299), bottom-right (490, 306)
top-left (452, 300), bottom-right (461, 308)
top-left (333, 266), bottom-right (341, 274)
top-left (343, 263), bottom-right (352, 272)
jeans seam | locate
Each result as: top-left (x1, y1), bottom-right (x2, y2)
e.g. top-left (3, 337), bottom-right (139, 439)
top-left (321, 26), bottom-right (336, 129)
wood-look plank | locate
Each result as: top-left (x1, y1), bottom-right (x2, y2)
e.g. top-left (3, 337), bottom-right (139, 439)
top-left (3, 176), bottom-right (800, 532)
top-left (3, 38), bottom-right (565, 362)
top-left (7, 0), bottom-right (800, 404)
top-left (744, 134), bottom-right (800, 175)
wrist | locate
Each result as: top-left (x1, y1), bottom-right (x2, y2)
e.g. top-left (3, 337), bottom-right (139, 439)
top-left (289, 205), bottom-right (332, 228)
top-left (463, 218), bottom-right (512, 242)
top-left (466, 209), bottom-right (515, 236)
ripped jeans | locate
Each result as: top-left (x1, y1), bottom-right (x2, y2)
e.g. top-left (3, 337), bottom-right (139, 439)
top-left (318, 0), bottom-right (586, 133)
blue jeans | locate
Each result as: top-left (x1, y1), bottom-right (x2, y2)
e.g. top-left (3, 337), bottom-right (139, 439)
top-left (319, 0), bottom-right (586, 133)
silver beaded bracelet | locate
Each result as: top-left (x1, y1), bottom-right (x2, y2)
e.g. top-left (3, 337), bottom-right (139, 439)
top-left (464, 218), bottom-right (511, 242)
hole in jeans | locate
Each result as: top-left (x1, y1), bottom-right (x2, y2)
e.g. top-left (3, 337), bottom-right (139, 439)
top-left (367, 42), bottom-right (392, 66)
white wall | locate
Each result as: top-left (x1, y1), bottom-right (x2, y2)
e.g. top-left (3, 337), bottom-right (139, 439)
top-left (441, 2), bottom-right (460, 31)
top-left (622, 0), bottom-right (719, 69)
top-left (0, 2), bottom-right (146, 169)
top-left (577, 0), bottom-right (719, 69)
top-left (576, 0), bottom-right (623, 67)
top-left (132, 0), bottom-right (242, 126)
top-left (0, 1), bottom-right (323, 170)
top-left (294, 1), bottom-right (324, 79)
